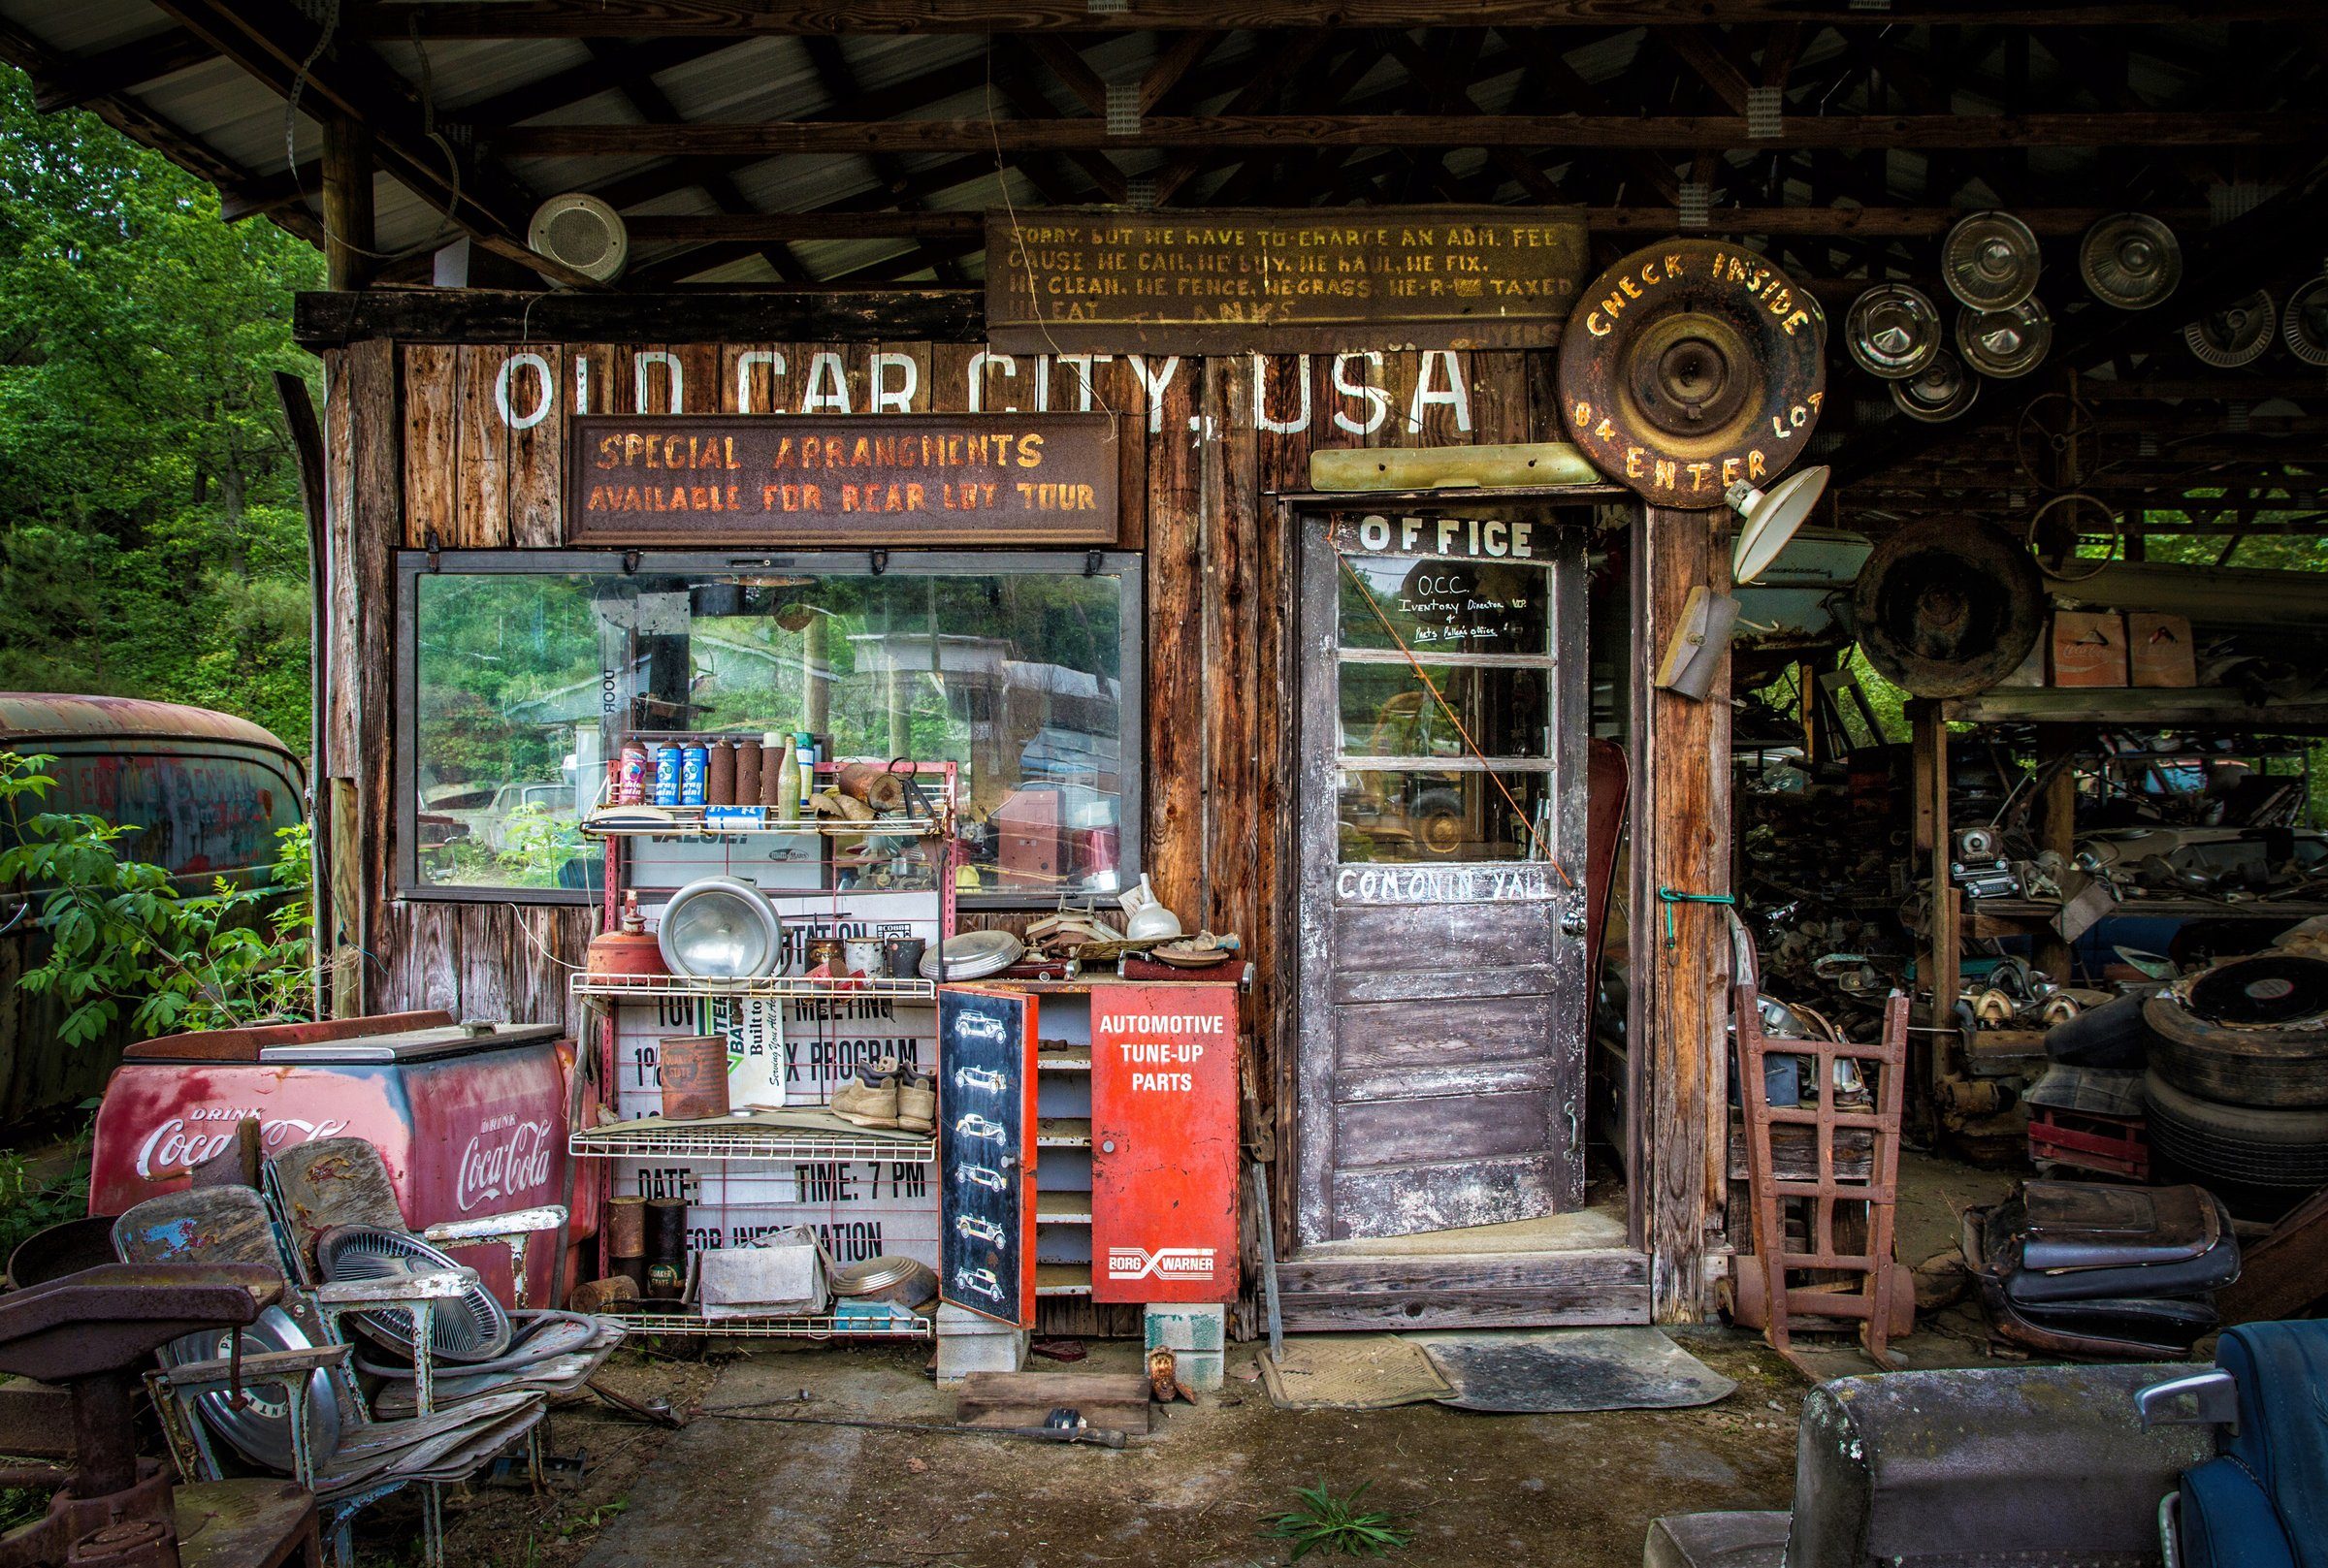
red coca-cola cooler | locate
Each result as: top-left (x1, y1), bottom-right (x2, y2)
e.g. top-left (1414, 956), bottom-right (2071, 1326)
top-left (89, 1010), bottom-right (594, 1305)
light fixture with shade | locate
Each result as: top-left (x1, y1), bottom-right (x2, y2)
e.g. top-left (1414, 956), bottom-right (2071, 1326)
top-left (656, 875), bottom-right (784, 979)
top-left (1726, 464), bottom-right (1832, 586)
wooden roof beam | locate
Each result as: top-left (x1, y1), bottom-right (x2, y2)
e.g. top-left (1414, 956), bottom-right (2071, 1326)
top-left (148, 0), bottom-right (602, 287)
top-left (28, 27), bottom-right (213, 112)
top-left (497, 112), bottom-right (2325, 156)
top-left (363, 3), bottom-right (2328, 37)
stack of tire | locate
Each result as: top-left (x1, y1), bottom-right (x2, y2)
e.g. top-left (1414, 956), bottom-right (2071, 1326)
top-left (2145, 952), bottom-right (2328, 1216)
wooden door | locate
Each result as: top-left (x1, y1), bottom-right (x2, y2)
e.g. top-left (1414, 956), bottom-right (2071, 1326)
top-left (1294, 513), bottom-right (1588, 1247)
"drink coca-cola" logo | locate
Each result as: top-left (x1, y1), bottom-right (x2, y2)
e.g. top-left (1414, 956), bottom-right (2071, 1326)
top-left (135, 1109), bottom-right (352, 1180)
top-left (456, 1113), bottom-right (556, 1212)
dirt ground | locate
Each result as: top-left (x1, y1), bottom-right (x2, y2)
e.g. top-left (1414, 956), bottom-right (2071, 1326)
top-left (358, 1151), bottom-right (2031, 1568)
top-left (382, 1329), bottom-right (1807, 1568)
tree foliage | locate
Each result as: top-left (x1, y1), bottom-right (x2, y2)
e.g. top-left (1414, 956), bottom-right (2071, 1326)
top-left (0, 71), bottom-right (322, 750)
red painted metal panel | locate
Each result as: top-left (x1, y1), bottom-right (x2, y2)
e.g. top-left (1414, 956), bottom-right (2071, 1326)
top-left (89, 1035), bottom-right (577, 1304)
top-left (1091, 983), bottom-right (1239, 1304)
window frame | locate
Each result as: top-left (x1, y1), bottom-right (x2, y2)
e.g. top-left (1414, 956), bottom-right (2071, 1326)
top-left (394, 548), bottom-right (1147, 906)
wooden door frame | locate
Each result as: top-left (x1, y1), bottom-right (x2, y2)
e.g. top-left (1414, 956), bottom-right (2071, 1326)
top-left (1263, 495), bottom-right (1662, 1330)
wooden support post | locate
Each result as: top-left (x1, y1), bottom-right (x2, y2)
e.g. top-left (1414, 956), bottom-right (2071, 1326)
top-left (1912, 701), bottom-right (1960, 1139)
top-left (1630, 505), bottom-right (1731, 1323)
top-left (2031, 723), bottom-right (2078, 982)
top-left (320, 113), bottom-right (375, 292)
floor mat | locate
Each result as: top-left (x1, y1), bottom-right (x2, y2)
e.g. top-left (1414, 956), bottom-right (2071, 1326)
top-left (1408, 1328), bottom-right (1737, 1413)
top-left (1258, 1334), bottom-right (1454, 1410)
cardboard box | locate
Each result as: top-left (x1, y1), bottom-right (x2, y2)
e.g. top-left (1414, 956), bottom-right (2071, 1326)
top-left (2127, 612), bottom-right (2197, 688)
top-left (2051, 610), bottom-right (2128, 688)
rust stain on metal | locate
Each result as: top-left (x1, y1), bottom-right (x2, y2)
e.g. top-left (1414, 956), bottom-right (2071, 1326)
top-left (986, 206), bottom-right (1586, 353)
top-left (1557, 239), bottom-right (1826, 509)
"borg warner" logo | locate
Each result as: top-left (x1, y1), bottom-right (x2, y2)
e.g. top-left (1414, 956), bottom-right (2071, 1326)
top-left (1105, 1245), bottom-right (1217, 1282)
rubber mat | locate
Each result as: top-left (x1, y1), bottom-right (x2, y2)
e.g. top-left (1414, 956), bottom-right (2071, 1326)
top-left (1257, 1334), bottom-right (1455, 1410)
top-left (1409, 1328), bottom-right (1737, 1413)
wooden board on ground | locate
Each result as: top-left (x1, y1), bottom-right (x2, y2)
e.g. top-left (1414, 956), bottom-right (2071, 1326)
top-left (953, 1371), bottom-right (1152, 1435)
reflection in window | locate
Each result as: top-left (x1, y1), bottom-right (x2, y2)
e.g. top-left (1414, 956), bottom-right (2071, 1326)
top-left (1335, 556), bottom-right (1550, 656)
top-left (1335, 769), bottom-right (1553, 863)
top-left (410, 560), bottom-right (1134, 899)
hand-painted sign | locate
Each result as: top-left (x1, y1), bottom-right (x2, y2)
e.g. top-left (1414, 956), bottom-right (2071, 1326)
top-left (1328, 513), bottom-right (1550, 560)
top-left (567, 413), bottom-right (1120, 546)
top-left (1091, 984), bottom-right (1240, 1304)
top-left (938, 986), bottom-right (1038, 1326)
top-left (986, 207), bottom-right (1587, 353)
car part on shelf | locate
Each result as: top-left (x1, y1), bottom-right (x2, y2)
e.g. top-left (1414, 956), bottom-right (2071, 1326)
top-left (2184, 290), bottom-right (2277, 368)
top-left (1956, 299), bottom-right (2053, 378)
top-left (2145, 954), bottom-right (2328, 1108)
top-left (918, 927), bottom-right (1024, 980)
top-left (1890, 348), bottom-right (1981, 423)
top-left (1941, 210), bottom-right (2042, 310)
top-left (1557, 239), bottom-right (1825, 510)
top-left (656, 875), bottom-right (783, 979)
top-left (2283, 274), bottom-right (2328, 367)
top-left (1852, 517), bottom-right (2045, 697)
top-left (1845, 285), bottom-right (1944, 380)
top-left (2078, 213), bottom-right (2182, 309)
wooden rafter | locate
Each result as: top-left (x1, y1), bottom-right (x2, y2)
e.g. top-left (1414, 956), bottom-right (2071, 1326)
top-left (497, 110), bottom-right (2323, 161)
top-left (360, 3), bottom-right (2328, 38)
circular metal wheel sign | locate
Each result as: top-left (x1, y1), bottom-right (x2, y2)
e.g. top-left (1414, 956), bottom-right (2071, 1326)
top-left (1558, 240), bottom-right (1827, 510)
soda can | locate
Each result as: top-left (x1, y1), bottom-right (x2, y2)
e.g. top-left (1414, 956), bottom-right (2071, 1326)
top-left (680, 744), bottom-right (709, 807)
top-left (617, 745), bottom-right (648, 805)
top-left (652, 745), bottom-right (681, 807)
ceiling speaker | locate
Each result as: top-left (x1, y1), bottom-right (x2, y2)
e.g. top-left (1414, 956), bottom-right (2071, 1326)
top-left (1956, 298), bottom-right (2053, 379)
top-left (2184, 290), bottom-right (2277, 368)
top-left (1846, 285), bottom-right (1943, 380)
top-left (1852, 518), bottom-right (2045, 698)
top-left (528, 192), bottom-right (630, 284)
top-left (1942, 210), bottom-right (2042, 310)
top-left (2282, 275), bottom-right (2328, 367)
top-left (2079, 213), bottom-right (2182, 309)
top-left (1891, 349), bottom-right (1981, 423)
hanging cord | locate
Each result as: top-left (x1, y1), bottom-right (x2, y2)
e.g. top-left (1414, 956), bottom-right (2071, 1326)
top-left (1332, 549), bottom-right (1573, 887)
top-left (281, 0), bottom-right (469, 265)
top-left (1658, 886), bottom-right (1735, 950)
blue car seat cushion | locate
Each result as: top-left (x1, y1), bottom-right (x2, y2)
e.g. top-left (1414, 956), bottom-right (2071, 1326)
top-left (2193, 1321), bottom-right (2328, 1568)
top-left (2179, 1458), bottom-right (2296, 1568)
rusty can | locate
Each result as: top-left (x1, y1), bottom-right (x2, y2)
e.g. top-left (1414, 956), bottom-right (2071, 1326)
top-left (606, 1194), bottom-right (647, 1256)
top-left (644, 1197), bottom-right (688, 1299)
top-left (734, 739), bottom-right (762, 806)
top-left (659, 1035), bottom-right (729, 1121)
top-left (706, 739), bottom-right (737, 806)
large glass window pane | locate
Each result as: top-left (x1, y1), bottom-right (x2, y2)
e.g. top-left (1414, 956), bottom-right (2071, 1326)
top-left (1335, 769), bottom-right (1553, 863)
top-left (408, 558), bottom-right (1135, 901)
top-left (413, 573), bottom-right (602, 891)
top-left (1335, 556), bottom-right (1550, 656)
top-left (1338, 663), bottom-right (1551, 760)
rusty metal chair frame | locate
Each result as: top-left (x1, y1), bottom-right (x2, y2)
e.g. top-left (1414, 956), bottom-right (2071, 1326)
top-left (1734, 984), bottom-right (1911, 1366)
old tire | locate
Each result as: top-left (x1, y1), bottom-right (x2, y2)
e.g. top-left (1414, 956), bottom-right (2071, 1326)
top-left (2144, 1071), bottom-right (2328, 1193)
top-left (2145, 962), bottom-right (2328, 1108)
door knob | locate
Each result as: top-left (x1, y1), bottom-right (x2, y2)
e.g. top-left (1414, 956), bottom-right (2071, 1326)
top-left (1101, 1138), bottom-right (1117, 1154)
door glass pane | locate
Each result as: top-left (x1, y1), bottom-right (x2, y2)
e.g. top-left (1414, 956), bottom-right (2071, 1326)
top-left (1339, 663), bottom-right (1551, 760)
top-left (1336, 768), bottom-right (1553, 862)
top-left (1336, 555), bottom-right (1549, 656)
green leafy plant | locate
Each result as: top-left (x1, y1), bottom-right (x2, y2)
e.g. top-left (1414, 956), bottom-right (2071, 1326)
top-left (0, 752), bottom-right (313, 1043)
top-left (1264, 1480), bottom-right (1411, 1559)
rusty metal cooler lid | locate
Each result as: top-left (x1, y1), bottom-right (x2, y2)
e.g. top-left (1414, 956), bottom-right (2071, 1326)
top-left (256, 1021), bottom-right (565, 1064)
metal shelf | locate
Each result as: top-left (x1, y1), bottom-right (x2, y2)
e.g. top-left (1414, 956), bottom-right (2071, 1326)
top-left (570, 1119), bottom-right (936, 1164)
top-left (601, 1307), bottom-right (933, 1339)
top-left (1036, 1118), bottom-right (1092, 1148)
top-left (583, 808), bottom-right (947, 841)
top-left (572, 972), bottom-right (938, 1004)
top-left (1036, 1191), bottom-right (1092, 1225)
top-left (1035, 1264), bottom-right (1093, 1296)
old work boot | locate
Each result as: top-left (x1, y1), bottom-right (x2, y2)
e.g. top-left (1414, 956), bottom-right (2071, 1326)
top-left (897, 1071), bottom-right (936, 1135)
top-left (831, 1059), bottom-right (901, 1128)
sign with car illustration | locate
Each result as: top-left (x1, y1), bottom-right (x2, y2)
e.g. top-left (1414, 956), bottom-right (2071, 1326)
top-left (938, 985), bottom-right (1038, 1326)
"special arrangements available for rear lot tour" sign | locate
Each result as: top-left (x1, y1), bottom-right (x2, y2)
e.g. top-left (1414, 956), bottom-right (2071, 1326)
top-left (566, 412), bottom-right (1121, 546)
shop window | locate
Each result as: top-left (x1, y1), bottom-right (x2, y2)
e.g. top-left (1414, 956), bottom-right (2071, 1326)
top-left (397, 552), bottom-right (1143, 904)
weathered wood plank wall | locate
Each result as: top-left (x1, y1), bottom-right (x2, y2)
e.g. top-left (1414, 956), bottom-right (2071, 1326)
top-left (319, 335), bottom-right (1726, 1324)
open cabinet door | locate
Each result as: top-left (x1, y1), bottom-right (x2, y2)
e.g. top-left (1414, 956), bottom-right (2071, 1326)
top-left (937, 985), bottom-right (1038, 1326)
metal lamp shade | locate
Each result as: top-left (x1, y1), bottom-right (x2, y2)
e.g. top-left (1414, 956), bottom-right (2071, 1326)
top-left (658, 876), bottom-right (784, 979)
top-left (1729, 465), bottom-right (1832, 586)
